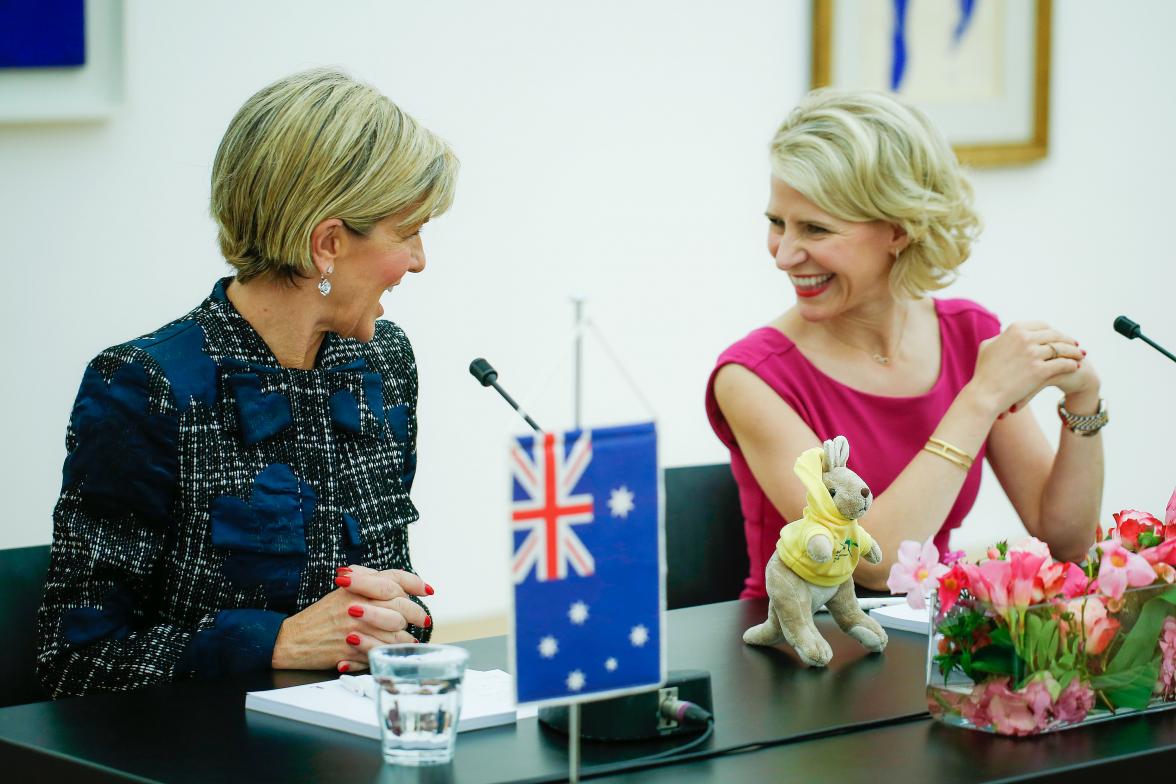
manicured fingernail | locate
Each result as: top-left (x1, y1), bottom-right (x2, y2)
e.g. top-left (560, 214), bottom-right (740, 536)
top-left (998, 412), bottom-right (1006, 420)
top-left (336, 566), bottom-right (352, 574)
top-left (338, 662), bottom-right (350, 673)
top-left (347, 605), bottom-right (364, 618)
top-left (1009, 404), bottom-right (1017, 413)
top-left (346, 633), bottom-right (361, 646)
top-left (335, 575), bottom-right (352, 587)
top-left (423, 615), bottom-right (433, 629)
top-left (414, 639), bottom-right (421, 644)
top-left (424, 583), bottom-right (435, 596)
top-left (1081, 349), bottom-right (1087, 356)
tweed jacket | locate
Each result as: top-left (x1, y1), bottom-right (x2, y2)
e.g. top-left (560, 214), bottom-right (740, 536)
top-left (37, 278), bottom-right (428, 697)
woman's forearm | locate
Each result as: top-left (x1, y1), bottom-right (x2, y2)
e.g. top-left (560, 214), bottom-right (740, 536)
top-left (853, 383), bottom-right (1000, 590)
top-left (1035, 390), bottom-right (1104, 562)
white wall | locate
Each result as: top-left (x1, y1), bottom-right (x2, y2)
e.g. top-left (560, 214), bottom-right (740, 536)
top-left (2, 1), bottom-right (1174, 626)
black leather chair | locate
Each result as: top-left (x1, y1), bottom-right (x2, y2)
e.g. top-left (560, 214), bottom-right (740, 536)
top-left (0, 544), bottom-right (51, 707)
top-left (663, 463), bottom-right (748, 609)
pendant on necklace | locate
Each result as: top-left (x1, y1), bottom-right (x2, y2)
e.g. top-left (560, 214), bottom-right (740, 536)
top-left (872, 354), bottom-right (890, 366)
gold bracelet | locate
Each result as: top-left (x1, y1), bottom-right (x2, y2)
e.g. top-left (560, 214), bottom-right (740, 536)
top-left (923, 437), bottom-right (974, 471)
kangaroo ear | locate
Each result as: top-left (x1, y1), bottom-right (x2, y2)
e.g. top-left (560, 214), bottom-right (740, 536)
top-left (821, 439), bottom-right (837, 472)
top-left (829, 435), bottom-right (849, 468)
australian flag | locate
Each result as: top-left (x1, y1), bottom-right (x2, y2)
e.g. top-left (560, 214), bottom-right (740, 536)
top-left (509, 422), bottom-right (663, 706)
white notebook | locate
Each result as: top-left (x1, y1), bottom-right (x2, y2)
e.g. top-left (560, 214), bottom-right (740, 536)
top-left (869, 602), bottom-right (931, 634)
top-left (246, 668), bottom-right (519, 739)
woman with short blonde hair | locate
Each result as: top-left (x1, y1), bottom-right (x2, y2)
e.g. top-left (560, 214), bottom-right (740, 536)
top-left (38, 68), bottom-right (458, 696)
top-left (708, 88), bottom-right (1104, 600)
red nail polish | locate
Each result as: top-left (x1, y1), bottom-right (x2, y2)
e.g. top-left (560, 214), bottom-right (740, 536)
top-left (1009, 404), bottom-right (1017, 413)
top-left (338, 662), bottom-right (350, 673)
top-left (423, 615), bottom-right (433, 629)
top-left (335, 575), bottom-right (352, 588)
top-left (424, 583), bottom-right (435, 596)
top-left (413, 639), bottom-right (420, 644)
top-left (336, 566), bottom-right (352, 574)
top-left (346, 633), bottom-right (361, 646)
top-left (998, 413), bottom-right (1006, 420)
top-left (347, 605), bottom-right (364, 618)
top-left (1081, 349), bottom-right (1087, 357)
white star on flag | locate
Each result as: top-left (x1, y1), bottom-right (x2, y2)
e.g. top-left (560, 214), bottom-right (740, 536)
top-left (568, 601), bottom-right (589, 625)
top-left (605, 657), bottom-right (618, 672)
top-left (567, 670), bottom-right (586, 691)
top-left (538, 636), bottom-right (559, 658)
top-left (629, 625), bottom-right (649, 647)
top-left (607, 486), bottom-right (635, 518)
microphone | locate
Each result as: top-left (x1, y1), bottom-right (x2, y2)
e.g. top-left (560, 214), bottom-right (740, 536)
top-left (1113, 316), bottom-right (1176, 364)
top-left (468, 358), bottom-right (543, 432)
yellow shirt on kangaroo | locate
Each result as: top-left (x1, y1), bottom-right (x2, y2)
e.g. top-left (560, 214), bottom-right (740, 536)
top-left (775, 447), bottom-right (877, 587)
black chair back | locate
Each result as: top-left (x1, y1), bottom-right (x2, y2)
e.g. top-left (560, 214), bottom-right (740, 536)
top-left (0, 545), bottom-right (51, 707)
top-left (664, 464), bottom-right (748, 609)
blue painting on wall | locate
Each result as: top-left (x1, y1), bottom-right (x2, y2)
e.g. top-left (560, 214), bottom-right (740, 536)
top-left (0, 0), bottom-right (86, 68)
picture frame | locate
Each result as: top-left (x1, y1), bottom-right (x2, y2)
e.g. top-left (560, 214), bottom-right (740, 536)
top-left (0, 0), bottom-right (124, 124)
top-left (811, 0), bottom-right (1052, 167)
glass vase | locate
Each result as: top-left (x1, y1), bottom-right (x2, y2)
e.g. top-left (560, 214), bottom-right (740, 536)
top-left (925, 581), bottom-right (1176, 736)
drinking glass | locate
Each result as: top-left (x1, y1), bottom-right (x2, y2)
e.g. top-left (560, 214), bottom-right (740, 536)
top-left (369, 643), bottom-right (470, 766)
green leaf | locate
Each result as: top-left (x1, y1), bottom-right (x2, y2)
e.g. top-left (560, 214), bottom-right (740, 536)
top-left (1105, 586), bottom-right (1176, 675)
top-left (1091, 658), bottom-right (1161, 710)
top-left (1138, 531), bottom-right (1163, 549)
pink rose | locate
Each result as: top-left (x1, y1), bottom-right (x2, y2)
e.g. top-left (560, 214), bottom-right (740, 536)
top-left (1054, 679), bottom-right (1095, 724)
top-left (985, 679), bottom-right (1047, 736)
top-left (1066, 596), bottom-right (1121, 656)
top-left (1061, 562), bottom-right (1090, 599)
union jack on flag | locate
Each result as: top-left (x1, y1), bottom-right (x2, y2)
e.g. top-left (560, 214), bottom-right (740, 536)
top-left (510, 431), bottom-right (594, 583)
top-left (509, 422), bottom-right (663, 706)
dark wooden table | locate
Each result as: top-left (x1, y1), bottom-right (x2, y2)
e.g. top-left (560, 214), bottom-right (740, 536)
top-left (2, 599), bottom-right (1173, 782)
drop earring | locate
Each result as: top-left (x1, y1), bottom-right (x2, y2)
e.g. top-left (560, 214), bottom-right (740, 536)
top-left (318, 265), bottom-right (334, 296)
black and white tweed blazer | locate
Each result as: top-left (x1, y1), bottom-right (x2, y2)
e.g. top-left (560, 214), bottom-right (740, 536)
top-left (37, 278), bottom-right (428, 697)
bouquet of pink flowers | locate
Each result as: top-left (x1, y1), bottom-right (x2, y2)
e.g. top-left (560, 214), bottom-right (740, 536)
top-left (889, 489), bottom-right (1176, 736)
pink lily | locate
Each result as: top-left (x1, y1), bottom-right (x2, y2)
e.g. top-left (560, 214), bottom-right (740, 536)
top-left (887, 539), bottom-right (948, 609)
top-left (1096, 540), bottom-right (1157, 600)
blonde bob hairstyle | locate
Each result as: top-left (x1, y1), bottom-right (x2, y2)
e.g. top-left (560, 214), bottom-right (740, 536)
top-left (211, 68), bottom-right (458, 283)
top-left (769, 88), bottom-right (980, 299)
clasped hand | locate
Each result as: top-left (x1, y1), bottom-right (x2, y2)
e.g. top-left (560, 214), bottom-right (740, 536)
top-left (270, 565), bottom-right (433, 673)
top-left (970, 321), bottom-right (1100, 418)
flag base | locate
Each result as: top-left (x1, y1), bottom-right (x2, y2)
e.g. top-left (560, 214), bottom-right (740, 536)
top-left (537, 670), bottom-right (712, 741)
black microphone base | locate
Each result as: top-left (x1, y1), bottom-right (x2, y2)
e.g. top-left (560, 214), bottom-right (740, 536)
top-left (537, 669), bottom-right (713, 740)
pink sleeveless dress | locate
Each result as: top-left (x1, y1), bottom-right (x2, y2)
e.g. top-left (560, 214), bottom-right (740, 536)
top-left (705, 298), bottom-right (1001, 599)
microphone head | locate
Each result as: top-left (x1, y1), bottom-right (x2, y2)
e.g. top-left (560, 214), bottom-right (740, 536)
top-left (469, 358), bottom-right (498, 386)
top-left (1114, 316), bottom-right (1141, 339)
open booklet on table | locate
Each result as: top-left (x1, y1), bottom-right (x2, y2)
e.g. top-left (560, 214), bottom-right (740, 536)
top-left (246, 669), bottom-right (535, 739)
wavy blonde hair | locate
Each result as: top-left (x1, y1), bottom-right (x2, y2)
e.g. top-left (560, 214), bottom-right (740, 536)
top-left (769, 88), bottom-right (980, 298)
top-left (211, 68), bottom-right (459, 283)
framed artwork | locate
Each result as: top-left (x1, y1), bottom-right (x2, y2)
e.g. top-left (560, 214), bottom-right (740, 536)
top-left (0, 0), bottom-right (123, 123)
top-left (811, 0), bottom-right (1052, 167)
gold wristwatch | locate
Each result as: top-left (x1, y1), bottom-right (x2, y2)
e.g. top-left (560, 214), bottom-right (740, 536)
top-left (1057, 397), bottom-right (1108, 437)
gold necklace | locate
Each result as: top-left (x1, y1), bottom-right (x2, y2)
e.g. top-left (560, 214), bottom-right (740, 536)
top-left (826, 304), bottom-right (909, 366)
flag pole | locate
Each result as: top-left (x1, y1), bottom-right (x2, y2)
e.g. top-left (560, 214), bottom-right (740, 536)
top-left (569, 295), bottom-right (585, 783)
top-left (568, 702), bottom-right (582, 782)
top-left (572, 296), bottom-right (585, 430)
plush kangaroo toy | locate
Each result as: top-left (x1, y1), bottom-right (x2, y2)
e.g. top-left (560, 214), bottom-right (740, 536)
top-left (743, 436), bottom-right (888, 666)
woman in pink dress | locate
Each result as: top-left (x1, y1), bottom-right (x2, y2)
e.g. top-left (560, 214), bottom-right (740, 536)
top-left (706, 90), bottom-right (1105, 598)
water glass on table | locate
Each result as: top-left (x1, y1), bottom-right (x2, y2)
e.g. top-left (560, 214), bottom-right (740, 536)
top-left (369, 643), bottom-right (470, 766)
